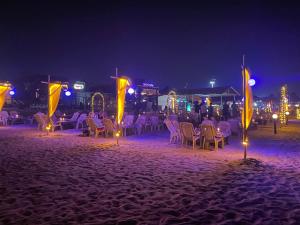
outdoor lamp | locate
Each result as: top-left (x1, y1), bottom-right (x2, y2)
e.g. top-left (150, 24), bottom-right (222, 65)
top-left (65, 90), bottom-right (71, 96)
top-left (272, 113), bottom-right (278, 134)
top-left (248, 79), bottom-right (256, 86)
top-left (9, 90), bottom-right (15, 96)
top-left (128, 88), bottom-right (134, 95)
top-left (285, 111), bottom-right (289, 125)
top-left (272, 114), bottom-right (278, 120)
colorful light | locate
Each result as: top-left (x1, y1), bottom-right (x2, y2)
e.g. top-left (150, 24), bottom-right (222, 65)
top-left (248, 79), bottom-right (256, 86)
top-left (65, 90), bottom-right (71, 96)
top-left (279, 85), bottom-right (288, 124)
top-left (272, 113), bottom-right (278, 120)
top-left (9, 90), bottom-right (15, 96)
top-left (128, 88), bottom-right (134, 95)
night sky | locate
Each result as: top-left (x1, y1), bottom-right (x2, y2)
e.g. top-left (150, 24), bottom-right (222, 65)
top-left (1, 1), bottom-right (300, 96)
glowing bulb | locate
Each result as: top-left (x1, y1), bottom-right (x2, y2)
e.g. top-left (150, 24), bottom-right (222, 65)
top-left (9, 90), bottom-right (15, 96)
top-left (248, 79), bottom-right (256, 86)
top-left (285, 111), bottom-right (290, 116)
top-left (242, 141), bottom-right (248, 146)
top-left (272, 114), bottom-right (278, 120)
top-left (128, 88), bottom-right (134, 95)
top-left (65, 91), bottom-right (71, 96)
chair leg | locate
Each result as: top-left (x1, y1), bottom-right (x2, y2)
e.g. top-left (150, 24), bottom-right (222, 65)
top-left (193, 139), bottom-right (195, 149)
top-left (214, 140), bottom-right (218, 150)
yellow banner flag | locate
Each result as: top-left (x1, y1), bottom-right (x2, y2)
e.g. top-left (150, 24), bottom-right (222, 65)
top-left (241, 67), bottom-right (253, 130)
top-left (116, 77), bottom-right (130, 125)
top-left (48, 83), bottom-right (62, 117)
top-left (0, 85), bottom-right (10, 112)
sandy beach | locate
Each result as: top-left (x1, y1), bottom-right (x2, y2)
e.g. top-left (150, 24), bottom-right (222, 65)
top-left (1, 122), bottom-right (300, 225)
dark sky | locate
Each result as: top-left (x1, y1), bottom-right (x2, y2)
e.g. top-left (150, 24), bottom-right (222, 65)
top-left (1, 0), bottom-right (300, 96)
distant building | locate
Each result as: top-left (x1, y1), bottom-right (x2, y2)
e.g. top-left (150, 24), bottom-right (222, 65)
top-left (158, 86), bottom-right (240, 111)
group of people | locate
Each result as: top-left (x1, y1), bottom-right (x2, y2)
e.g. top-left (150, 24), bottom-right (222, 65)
top-left (194, 100), bottom-right (240, 121)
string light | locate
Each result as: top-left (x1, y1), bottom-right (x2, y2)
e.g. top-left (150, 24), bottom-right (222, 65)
top-left (279, 85), bottom-right (288, 124)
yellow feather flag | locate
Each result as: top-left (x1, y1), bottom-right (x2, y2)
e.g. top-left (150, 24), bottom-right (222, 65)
top-left (0, 84), bottom-right (11, 112)
top-left (48, 83), bottom-right (63, 117)
top-left (241, 67), bottom-right (253, 130)
top-left (116, 77), bottom-right (130, 125)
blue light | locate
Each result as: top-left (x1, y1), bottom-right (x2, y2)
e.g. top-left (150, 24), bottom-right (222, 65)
top-left (248, 79), bottom-right (256, 86)
top-left (65, 90), bottom-right (71, 96)
top-left (128, 88), bottom-right (134, 95)
top-left (9, 90), bottom-right (15, 96)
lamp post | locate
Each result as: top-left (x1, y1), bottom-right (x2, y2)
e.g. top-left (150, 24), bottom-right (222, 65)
top-left (272, 113), bottom-right (278, 134)
top-left (285, 111), bottom-right (289, 125)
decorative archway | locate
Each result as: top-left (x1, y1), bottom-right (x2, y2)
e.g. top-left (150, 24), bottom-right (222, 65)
top-left (167, 90), bottom-right (178, 114)
top-left (91, 92), bottom-right (105, 113)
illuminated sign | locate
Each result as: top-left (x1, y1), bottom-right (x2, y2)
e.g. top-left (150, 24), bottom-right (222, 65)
top-left (73, 82), bottom-right (85, 90)
top-left (142, 83), bottom-right (154, 87)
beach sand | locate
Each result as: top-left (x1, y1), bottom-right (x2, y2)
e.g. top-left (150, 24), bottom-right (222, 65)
top-left (1, 122), bottom-right (300, 225)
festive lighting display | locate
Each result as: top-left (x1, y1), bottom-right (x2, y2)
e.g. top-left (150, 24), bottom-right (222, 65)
top-left (167, 91), bottom-right (178, 114)
top-left (279, 85), bottom-right (288, 124)
top-left (91, 92), bottom-right (105, 113)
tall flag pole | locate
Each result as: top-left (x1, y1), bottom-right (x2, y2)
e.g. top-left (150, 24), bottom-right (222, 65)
top-left (241, 55), bottom-right (254, 160)
top-left (111, 68), bottom-right (130, 145)
top-left (242, 55), bottom-right (247, 160)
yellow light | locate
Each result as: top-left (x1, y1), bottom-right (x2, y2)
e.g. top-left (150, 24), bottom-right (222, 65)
top-left (46, 126), bottom-right (51, 131)
top-left (242, 141), bottom-right (248, 146)
top-left (272, 113), bottom-right (278, 120)
top-left (116, 132), bottom-right (120, 137)
top-left (285, 111), bottom-right (290, 116)
top-left (279, 85), bottom-right (288, 124)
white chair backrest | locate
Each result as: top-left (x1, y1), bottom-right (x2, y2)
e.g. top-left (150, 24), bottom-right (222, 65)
top-left (228, 119), bottom-right (240, 132)
top-left (70, 112), bottom-right (80, 121)
top-left (164, 119), bottom-right (176, 133)
top-left (135, 115), bottom-right (146, 125)
top-left (1, 111), bottom-right (9, 118)
top-left (93, 118), bottom-right (103, 128)
top-left (150, 116), bottom-right (159, 125)
top-left (201, 118), bottom-right (215, 127)
top-left (123, 115), bottom-right (134, 126)
top-left (218, 121), bottom-right (231, 130)
top-left (78, 113), bottom-right (87, 122)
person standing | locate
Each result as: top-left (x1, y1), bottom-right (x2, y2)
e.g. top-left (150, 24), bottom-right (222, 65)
top-left (208, 102), bottom-right (214, 119)
top-left (222, 102), bottom-right (229, 120)
top-left (231, 101), bottom-right (239, 118)
top-left (200, 100), bottom-right (207, 122)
